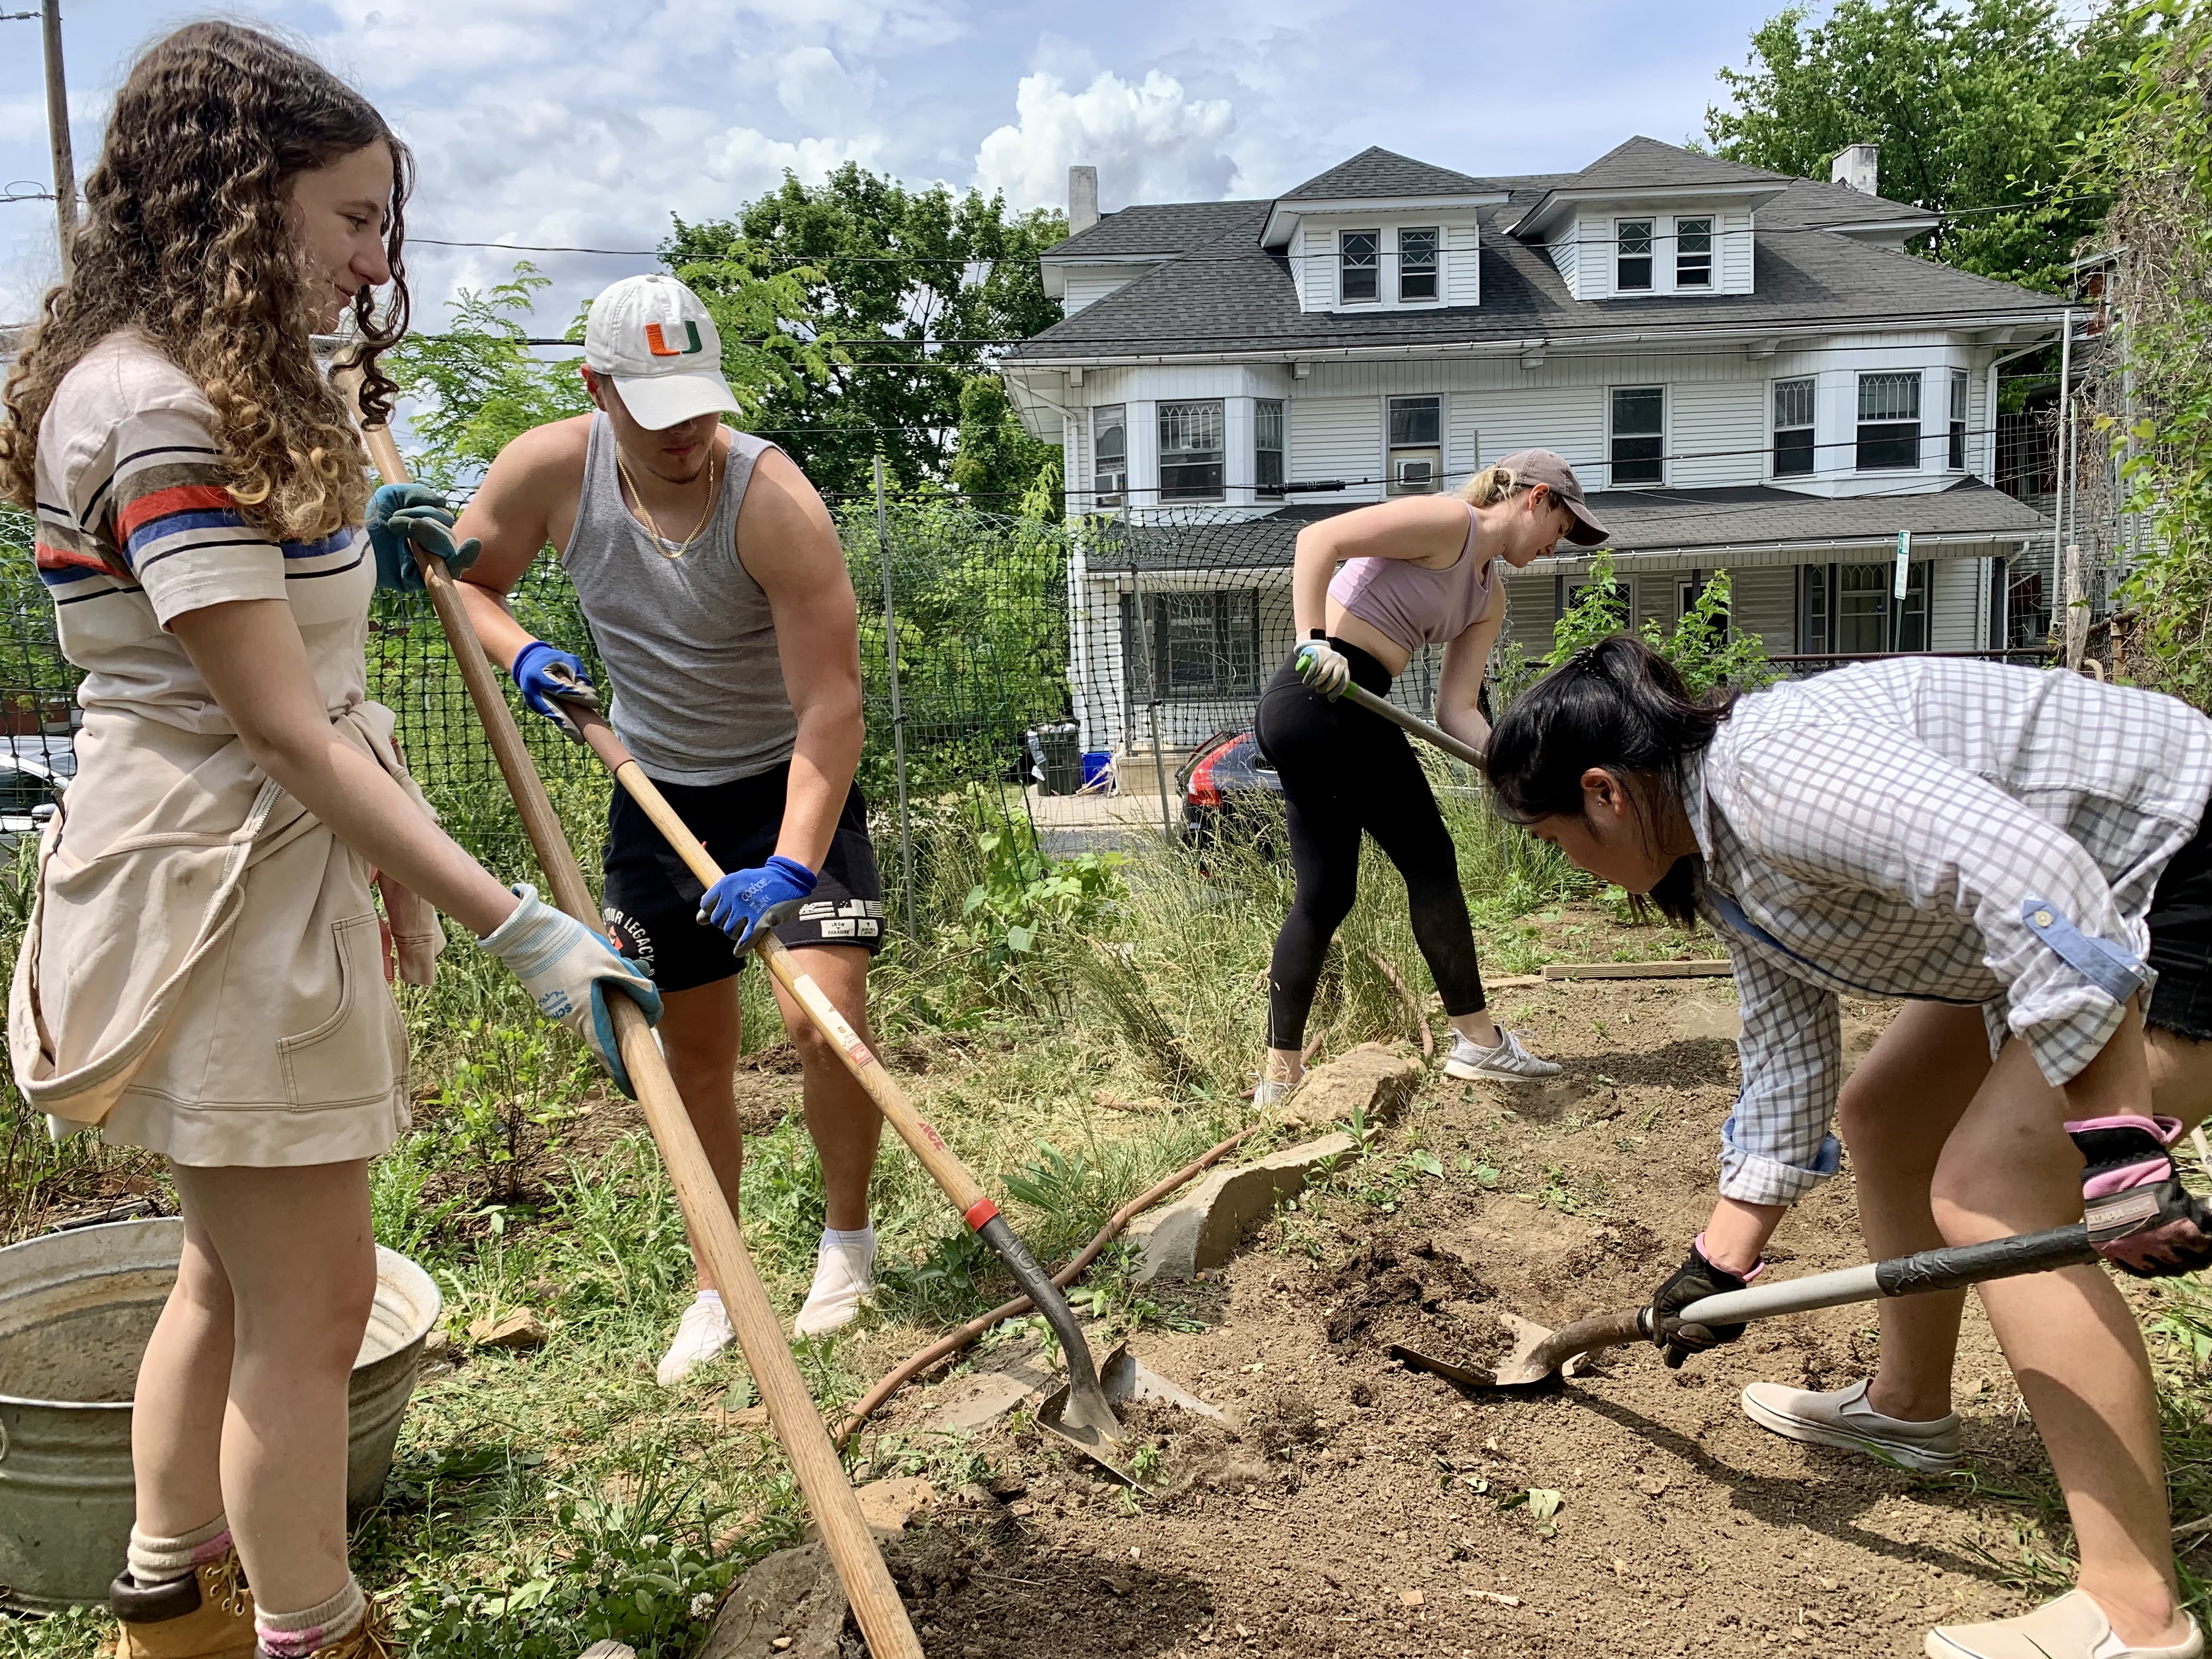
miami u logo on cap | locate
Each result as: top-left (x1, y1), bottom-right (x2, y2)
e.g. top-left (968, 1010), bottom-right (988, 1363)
top-left (644, 320), bottom-right (704, 357)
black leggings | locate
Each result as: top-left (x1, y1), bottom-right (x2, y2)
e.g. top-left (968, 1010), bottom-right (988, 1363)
top-left (1254, 641), bottom-right (1488, 1049)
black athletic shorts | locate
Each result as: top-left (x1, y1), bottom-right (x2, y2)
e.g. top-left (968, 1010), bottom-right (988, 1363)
top-left (2147, 810), bottom-right (2212, 1043)
top-left (601, 762), bottom-right (885, 996)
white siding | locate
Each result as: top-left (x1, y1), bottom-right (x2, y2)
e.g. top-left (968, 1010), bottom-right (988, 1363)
top-left (1062, 274), bottom-right (1131, 315)
top-left (1300, 225), bottom-right (1333, 311)
top-left (1931, 557), bottom-right (1982, 651)
top-left (1731, 567), bottom-right (1797, 654)
top-left (1669, 381), bottom-right (1765, 488)
top-left (1633, 574), bottom-right (1672, 635)
top-left (1718, 208), bottom-right (1755, 294)
top-left (1445, 222), bottom-right (1481, 307)
top-left (1290, 398), bottom-right (1381, 499)
top-left (1502, 571), bottom-right (1556, 660)
top-left (1446, 398), bottom-right (1481, 488)
top-left (1970, 369), bottom-right (1991, 479)
top-left (1549, 217), bottom-right (1582, 296)
top-left (1468, 386), bottom-right (1606, 476)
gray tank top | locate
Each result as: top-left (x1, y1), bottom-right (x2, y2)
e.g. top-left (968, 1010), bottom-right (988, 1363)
top-left (562, 413), bottom-right (798, 785)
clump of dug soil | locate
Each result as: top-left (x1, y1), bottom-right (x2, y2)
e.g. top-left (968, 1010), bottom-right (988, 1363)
top-left (1319, 1231), bottom-right (1513, 1370)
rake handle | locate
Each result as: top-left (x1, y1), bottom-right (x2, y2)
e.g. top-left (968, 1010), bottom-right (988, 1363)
top-left (360, 423), bottom-right (923, 1659)
top-left (560, 707), bottom-right (1114, 1412)
top-left (1330, 676), bottom-right (1485, 769)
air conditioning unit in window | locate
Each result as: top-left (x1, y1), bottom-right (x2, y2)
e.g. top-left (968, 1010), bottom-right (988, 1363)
top-left (1392, 458), bottom-right (1436, 491)
top-left (1094, 470), bottom-right (1126, 506)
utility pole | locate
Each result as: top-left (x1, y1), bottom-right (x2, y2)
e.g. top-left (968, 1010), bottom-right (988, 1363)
top-left (42, 0), bottom-right (76, 278)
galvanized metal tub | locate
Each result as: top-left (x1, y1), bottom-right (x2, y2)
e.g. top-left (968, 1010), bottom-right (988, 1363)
top-left (0, 1218), bottom-right (441, 1610)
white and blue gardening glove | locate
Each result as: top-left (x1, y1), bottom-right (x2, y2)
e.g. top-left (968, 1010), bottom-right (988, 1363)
top-left (478, 884), bottom-right (662, 1097)
top-left (699, 855), bottom-right (816, 950)
top-left (509, 640), bottom-right (601, 738)
top-left (365, 482), bottom-right (481, 592)
top-left (1294, 639), bottom-right (1352, 699)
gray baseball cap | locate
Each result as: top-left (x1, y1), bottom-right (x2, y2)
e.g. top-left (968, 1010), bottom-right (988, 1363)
top-left (1493, 448), bottom-right (1612, 546)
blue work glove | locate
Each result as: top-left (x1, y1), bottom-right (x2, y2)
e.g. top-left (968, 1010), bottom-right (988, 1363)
top-left (477, 884), bottom-right (662, 1098)
top-left (510, 640), bottom-right (601, 737)
top-left (365, 482), bottom-right (481, 592)
top-left (698, 855), bottom-right (817, 950)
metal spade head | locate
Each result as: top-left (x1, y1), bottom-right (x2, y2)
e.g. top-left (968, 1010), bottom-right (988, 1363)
top-left (1390, 1307), bottom-right (1644, 1392)
top-left (1035, 1342), bottom-right (1223, 1487)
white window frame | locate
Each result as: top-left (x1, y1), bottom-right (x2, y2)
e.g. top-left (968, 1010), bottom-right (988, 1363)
top-left (1608, 385), bottom-right (1666, 487)
top-left (1947, 369), bottom-right (1969, 471)
top-left (1674, 215), bottom-right (1714, 287)
top-left (1386, 396), bottom-right (1443, 495)
top-left (1092, 404), bottom-right (1127, 506)
top-left (1397, 226), bottom-right (1441, 303)
top-left (1855, 371), bottom-right (1923, 473)
top-left (1771, 376), bottom-right (1816, 479)
top-left (1158, 399), bottom-right (1226, 502)
top-left (1339, 229), bottom-right (1381, 305)
top-left (1615, 217), bottom-right (1656, 293)
top-left (1254, 398), bottom-right (1285, 501)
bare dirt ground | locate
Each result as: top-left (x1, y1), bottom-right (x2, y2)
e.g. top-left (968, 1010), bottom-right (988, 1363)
top-left (854, 978), bottom-right (2073, 1659)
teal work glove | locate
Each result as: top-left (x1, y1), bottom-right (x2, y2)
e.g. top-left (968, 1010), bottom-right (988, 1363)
top-left (477, 884), bottom-right (661, 1098)
top-left (366, 482), bottom-right (482, 592)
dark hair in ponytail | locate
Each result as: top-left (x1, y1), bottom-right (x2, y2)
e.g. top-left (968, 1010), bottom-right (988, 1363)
top-left (1482, 634), bottom-right (1739, 928)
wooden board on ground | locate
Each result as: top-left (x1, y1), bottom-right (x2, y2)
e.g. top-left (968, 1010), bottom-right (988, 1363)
top-left (1540, 958), bottom-right (1734, 981)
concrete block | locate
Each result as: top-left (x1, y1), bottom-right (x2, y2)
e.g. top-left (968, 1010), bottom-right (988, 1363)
top-left (698, 1543), bottom-right (846, 1659)
top-left (1128, 1132), bottom-right (1357, 1284)
top-left (806, 1476), bottom-right (935, 1543)
top-left (1272, 1043), bottom-right (1423, 1134)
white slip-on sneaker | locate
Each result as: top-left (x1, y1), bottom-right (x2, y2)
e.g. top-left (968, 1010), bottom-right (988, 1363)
top-left (1253, 1075), bottom-right (1301, 1108)
top-left (656, 1291), bottom-right (735, 1387)
top-left (793, 1228), bottom-right (877, 1339)
top-left (1741, 1377), bottom-right (1961, 1472)
top-left (1442, 1028), bottom-right (1563, 1082)
top-left (1926, 1590), bottom-right (2203, 1659)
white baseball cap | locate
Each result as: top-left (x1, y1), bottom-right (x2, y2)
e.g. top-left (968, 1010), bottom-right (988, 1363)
top-left (583, 274), bottom-right (740, 431)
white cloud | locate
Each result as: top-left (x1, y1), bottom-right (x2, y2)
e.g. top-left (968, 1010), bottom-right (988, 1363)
top-left (972, 69), bottom-right (1237, 212)
top-left (775, 47), bottom-right (870, 127)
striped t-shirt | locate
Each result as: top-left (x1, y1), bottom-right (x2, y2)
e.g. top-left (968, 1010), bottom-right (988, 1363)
top-left (32, 330), bottom-right (371, 735)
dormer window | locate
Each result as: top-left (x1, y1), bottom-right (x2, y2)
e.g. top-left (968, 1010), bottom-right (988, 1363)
top-left (1340, 230), bottom-right (1380, 302)
top-left (1675, 217), bottom-right (1713, 286)
top-left (1616, 219), bottom-right (1654, 291)
top-left (1398, 228), bottom-right (1439, 301)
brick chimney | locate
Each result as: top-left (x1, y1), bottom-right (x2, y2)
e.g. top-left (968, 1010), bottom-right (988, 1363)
top-left (1068, 165), bottom-right (1099, 236)
top-left (1830, 143), bottom-right (1880, 196)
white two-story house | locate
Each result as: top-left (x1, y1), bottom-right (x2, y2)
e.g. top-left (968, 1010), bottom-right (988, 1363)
top-left (1002, 139), bottom-right (2065, 754)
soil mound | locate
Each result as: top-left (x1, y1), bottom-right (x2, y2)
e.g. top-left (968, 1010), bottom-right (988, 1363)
top-left (1319, 1232), bottom-right (1492, 1346)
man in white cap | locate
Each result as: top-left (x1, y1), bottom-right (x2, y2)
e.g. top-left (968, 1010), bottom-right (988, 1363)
top-left (450, 274), bottom-right (888, 1382)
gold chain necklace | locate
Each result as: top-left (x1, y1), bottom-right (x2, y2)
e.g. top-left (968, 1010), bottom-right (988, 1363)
top-left (614, 443), bottom-right (719, 560)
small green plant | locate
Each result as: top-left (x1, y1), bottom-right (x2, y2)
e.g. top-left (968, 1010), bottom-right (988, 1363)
top-left (1547, 554), bottom-right (1778, 694)
top-left (949, 823), bottom-right (1119, 990)
top-left (432, 1019), bottom-right (593, 1204)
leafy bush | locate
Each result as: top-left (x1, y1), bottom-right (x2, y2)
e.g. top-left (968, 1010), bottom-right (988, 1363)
top-left (1547, 553), bottom-right (1779, 695)
top-left (948, 823), bottom-right (1119, 989)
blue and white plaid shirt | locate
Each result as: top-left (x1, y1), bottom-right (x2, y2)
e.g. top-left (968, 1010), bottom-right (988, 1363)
top-left (1691, 658), bottom-right (2212, 1206)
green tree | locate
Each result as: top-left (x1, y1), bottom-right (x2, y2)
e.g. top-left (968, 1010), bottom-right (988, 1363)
top-left (1706, 0), bottom-right (2141, 290)
top-left (949, 375), bottom-right (1057, 512)
top-left (665, 165), bottom-right (1066, 496)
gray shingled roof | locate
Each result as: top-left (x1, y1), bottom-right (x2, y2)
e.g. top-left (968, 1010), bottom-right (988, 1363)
top-left (1079, 481), bottom-right (2047, 573)
top-left (1758, 175), bottom-right (1937, 230)
top-left (1567, 136), bottom-right (1793, 193)
top-left (1280, 146), bottom-right (1505, 201)
top-left (1011, 199), bottom-right (2059, 361)
top-left (1042, 199), bottom-right (1270, 261)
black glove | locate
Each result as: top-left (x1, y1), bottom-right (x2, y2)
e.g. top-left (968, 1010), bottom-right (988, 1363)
top-left (1647, 1239), bottom-right (1756, 1368)
top-left (2068, 1114), bottom-right (2212, 1278)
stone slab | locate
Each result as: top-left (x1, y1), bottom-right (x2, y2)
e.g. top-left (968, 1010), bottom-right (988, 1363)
top-left (698, 1543), bottom-right (847, 1659)
top-left (1271, 1043), bottom-right (1423, 1135)
top-left (1127, 1132), bottom-right (1358, 1284)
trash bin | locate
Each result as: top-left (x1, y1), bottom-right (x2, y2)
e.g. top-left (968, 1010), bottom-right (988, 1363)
top-left (1081, 750), bottom-right (1114, 793)
top-left (1025, 723), bottom-right (1082, 796)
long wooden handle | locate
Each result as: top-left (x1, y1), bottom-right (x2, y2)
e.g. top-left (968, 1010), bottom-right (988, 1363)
top-left (563, 706), bottom-right (993, 1218)
top-left (1338, 681), bottom-right (1486, 769)
top-left (360, 422), bottom-right (922, 1658)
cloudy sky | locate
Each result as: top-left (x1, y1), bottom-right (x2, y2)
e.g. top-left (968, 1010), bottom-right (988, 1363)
top-left (1, 0), bottom-right (1785, 331)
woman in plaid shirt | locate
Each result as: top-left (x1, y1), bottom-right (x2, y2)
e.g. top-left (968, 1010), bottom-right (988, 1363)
top-left (1485, 636), bottom-right (2212, 1659)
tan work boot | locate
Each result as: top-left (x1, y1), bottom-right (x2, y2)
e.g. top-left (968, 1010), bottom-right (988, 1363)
top-left (110, 1550), bottom-right (255, 1659)
top-left (292, 1599), bottom-right (400, 1658)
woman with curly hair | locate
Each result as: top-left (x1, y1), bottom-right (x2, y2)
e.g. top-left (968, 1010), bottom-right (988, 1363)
top-left (0, 24), bottom-right (657, 1657)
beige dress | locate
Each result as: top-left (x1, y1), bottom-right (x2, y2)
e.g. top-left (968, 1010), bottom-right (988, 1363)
top-left (8, 332), bottom-right (443, 1166)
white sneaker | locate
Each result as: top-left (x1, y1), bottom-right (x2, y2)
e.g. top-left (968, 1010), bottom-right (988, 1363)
top-left (1442, 1028), bottom-right (1562, 1081)
top-left (1926, 1590), bottom-right (2202, 1658)
top-left (1741, 1377), bottom-right (1961, 1472)
top-left (1254, 1075), bottom-right (1301, 1107)
top-left (656, 1291), bottom-right (735, 1387)
top-left (793, 1228), bottom-right (876, 1339)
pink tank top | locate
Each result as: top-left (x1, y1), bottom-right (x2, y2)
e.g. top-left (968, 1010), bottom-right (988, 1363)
top-left (1327, 501), bottom-right (1494, 652)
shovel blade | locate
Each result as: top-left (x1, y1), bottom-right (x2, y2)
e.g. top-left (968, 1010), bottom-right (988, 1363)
top-left (1392, 1311), bottom-right (1578, 1391)
top-left (1035, 1343), bottom-right (1222, 1487)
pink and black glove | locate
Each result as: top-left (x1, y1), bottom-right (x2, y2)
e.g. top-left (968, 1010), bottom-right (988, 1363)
top-left (2067, 1114), bottom-right (2212, 1278)
top-left (1646, 1235), bottom-right (1762, 1368)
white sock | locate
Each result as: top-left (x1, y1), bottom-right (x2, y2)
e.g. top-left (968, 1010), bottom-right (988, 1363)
top-left (693, 1288), bottom-right (723, 1308)
top-left (822, 1224), bottom-right (876, 1257)
top-left (255, 1577), bottom-right (365, 1656)
top-left (126, 1513), bottom-right (229, 1588)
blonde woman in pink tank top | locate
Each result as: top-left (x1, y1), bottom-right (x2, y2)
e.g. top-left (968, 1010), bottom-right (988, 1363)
top-left (1254, 449), bottom-right (1611, 1103)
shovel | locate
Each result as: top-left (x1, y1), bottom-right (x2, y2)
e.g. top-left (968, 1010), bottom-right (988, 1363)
top-left (1291, 647), bottom-right (1485, 768)
top-left (556, 702), bottom-right (1197, 1483)
top-left (1392, 1222), bottom-right (2100, 1390)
